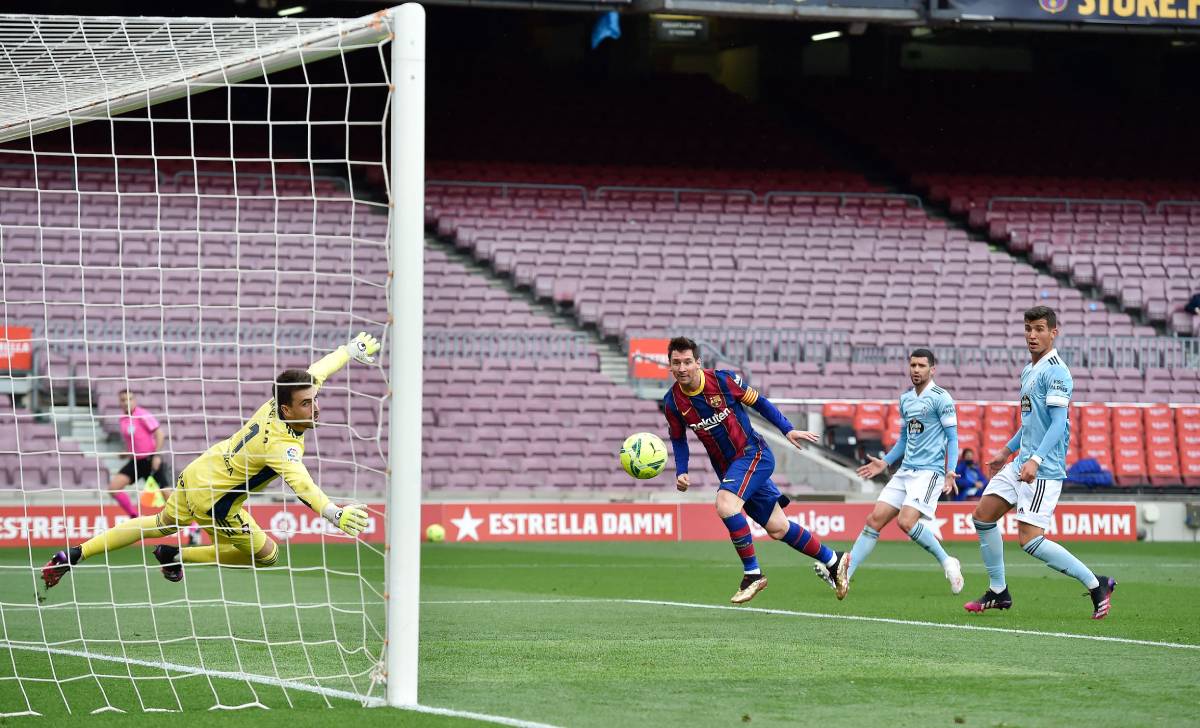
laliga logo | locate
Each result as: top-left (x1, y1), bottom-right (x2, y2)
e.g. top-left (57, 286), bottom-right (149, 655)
top-left (270, 511), bottom-right (299, 541)
top-left (1039, 0), bottom-right (1068, 12)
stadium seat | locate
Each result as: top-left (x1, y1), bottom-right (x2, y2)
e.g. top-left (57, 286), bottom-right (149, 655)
top-left (1181, 446), bottom-right (1200, 487)
top-left (1076, 404), bottom-right (1110, 434)
top-left (1114, 447), bottom-right (1148, 487)
top-left (853, 403), bottom-right (886, 439)
top-left (823, 402), bottom-right (856, 427)
top-left (1147, 446), bottom-right (1182, 486)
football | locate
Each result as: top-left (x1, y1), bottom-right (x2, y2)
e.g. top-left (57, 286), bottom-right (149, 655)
top-left (426, 524), bottom-right (446, 542)
top-left (619, 432), bottom-right (668, 480)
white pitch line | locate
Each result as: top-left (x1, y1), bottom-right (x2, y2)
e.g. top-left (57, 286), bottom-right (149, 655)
top-left (424, 598), bottom-right (1200, 652)
top-left (418, 562), bottom-right (1200, 570)
top-left (0, 643), bottom-right (563, 728)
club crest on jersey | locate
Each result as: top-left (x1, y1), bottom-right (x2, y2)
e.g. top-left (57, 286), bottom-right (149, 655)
top-left (1021, 395), bottom-right (1033, 414)
top-left (907, 418), bottom-right (924, 435)
top-left (708, 394), bottom-right (724, 408)
top-left (1039, 0), bottom-right (1067, 13)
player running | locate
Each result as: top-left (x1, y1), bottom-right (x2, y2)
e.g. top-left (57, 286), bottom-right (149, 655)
top-left (964, 307), bottom-right (1116, 619)
top-left (818, 349), bottom-right (963, 595)
top-left (41, 333), bottom-right (380, 590)
top-left (662, 336), bottom-right (850, 604)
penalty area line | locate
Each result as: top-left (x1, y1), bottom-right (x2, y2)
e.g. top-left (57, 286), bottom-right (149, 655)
top-left (0, 642), bottom-right (564, 728)
top-left (424, 598), bottom-right (1200, 651)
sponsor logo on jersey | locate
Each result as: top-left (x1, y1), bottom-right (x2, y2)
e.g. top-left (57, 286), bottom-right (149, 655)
top-left (690, 407), bottom-right (731, 431)
top-left (907, 418), bottom-right (924, 435)
top-left (1021, 394), bottom-right (1033, 414)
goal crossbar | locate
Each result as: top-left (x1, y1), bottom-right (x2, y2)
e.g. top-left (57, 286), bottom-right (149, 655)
top-left (0, 12), bottom-right (394, 144)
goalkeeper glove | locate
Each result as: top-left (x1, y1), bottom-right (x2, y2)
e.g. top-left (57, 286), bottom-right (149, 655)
top-left (344, 332), bottom-right (380, 365)
top-left (323, 503), bottom-right (370, 537)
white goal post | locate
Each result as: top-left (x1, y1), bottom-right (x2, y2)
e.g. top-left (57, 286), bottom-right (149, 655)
top-left (0, 4), bottom-right (423, 713)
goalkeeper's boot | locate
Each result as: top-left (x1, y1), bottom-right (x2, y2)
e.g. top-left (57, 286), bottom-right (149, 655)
top-left (964, 587), bottom-right (1013, 613)
top-left (1088, 576), bottom-right (1116, 620)
top-left (730, 572), bottom-right (767, 604)
top-left (41, 546), bottom-right (81, 589)
top-left (153, 545), bottom-right (183, 583)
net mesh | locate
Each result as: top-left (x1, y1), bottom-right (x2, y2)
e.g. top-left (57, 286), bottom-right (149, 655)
top-left (0, 12), bottom-right (395, 716)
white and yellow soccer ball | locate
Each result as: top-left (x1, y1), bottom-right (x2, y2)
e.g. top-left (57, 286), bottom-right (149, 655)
top-left (620, 432), bottom-right (668, 480)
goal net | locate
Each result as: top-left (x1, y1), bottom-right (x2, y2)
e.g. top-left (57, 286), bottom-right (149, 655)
top-left (0, 7), bottom-right (422, 715)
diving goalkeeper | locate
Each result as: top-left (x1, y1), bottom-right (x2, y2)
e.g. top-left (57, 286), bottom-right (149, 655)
top-left (41, 333), bottom-right (381, 589)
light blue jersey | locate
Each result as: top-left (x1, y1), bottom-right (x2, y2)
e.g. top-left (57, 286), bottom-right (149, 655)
top-left (1017, 348), bottom-right (1073, 480)
top-left (897, 382), bottom-right (958, 476)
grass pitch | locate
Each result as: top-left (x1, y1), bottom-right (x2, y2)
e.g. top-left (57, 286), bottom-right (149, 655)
top-left (1, 539), bottom-right (1197, 727)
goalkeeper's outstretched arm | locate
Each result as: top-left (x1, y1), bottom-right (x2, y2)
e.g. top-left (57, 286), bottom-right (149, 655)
top-left (272, 331), bottom-right (380, 537)
top-left (307, 332), bottom-right (381, 390)
top-left (272, 455), bottom-right (370, 537)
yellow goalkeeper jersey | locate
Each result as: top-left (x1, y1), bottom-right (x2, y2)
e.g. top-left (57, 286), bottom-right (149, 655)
top-left (178, 347), bottom-right (349, 525)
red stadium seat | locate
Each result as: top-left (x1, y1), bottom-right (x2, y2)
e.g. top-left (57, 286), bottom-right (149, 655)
top-left (1144, 405), bottom-right (1174, 439)
top-left (981, 428), bottom-right (1013, 453)
top-left (1114, 430), bottom-right (1143, 448)
top-left (1147, 446), bottom-right (1182, 486)
top-left (956, 402), bottom-right (981, 421)
top-left (1177, 407), bottom-right (1200, 450)
top-left (958, 430), bottom-right (980, 453)
top-left (983, 404), bottom-right (1016, 433)
top-left (1113, 448), bottom-right (1147, 487)
top-left (1076, 404), bottom-right (1110, 434)
top-left (1110, 406), bottom-right (1142, 438)
top-left (1181, 446), bottom-right (1200, 487)
top-left (854, 403), bottom-right (886, 439)
top-left (823, 402), bottom-right (856, 427)
top-left (1079, 431), bottom-right (1113, 466)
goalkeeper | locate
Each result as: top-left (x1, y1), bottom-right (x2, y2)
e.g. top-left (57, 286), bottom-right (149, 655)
top-left (41, 333), bottom-right (380, 589)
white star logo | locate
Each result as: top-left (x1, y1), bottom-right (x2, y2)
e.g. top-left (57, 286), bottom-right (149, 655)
top-left (450, 507), bottom-right (484, 542)
top-left (927, 515), bottom-right (948, 540)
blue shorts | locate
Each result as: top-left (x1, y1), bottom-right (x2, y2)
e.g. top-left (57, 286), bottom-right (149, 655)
top-left (718, 447), bottom-right (787, 526)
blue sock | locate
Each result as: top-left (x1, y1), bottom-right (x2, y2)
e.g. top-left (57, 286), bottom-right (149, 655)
top-left (1023, 536), bottom-right (1100, 589)
top-left (722, 514), bottom-right (760, 574)
top-left (847, 526), bottom-right (879, 578)
top-left (783, 521), bottom-right (835, 566)
top-left (973, 518), bottom-right (1007, 593)
top-left (908, 521), bottom-right (950, 565)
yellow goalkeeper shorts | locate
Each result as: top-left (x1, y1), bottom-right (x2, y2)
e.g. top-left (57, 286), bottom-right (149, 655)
top-left (159, 476), bottom-right (268, 556)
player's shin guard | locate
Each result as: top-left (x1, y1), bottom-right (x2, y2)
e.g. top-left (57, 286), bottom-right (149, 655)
top-left (847, 526), bottom-right (880, 578)
top-left (721, 514), bottom-right (760, 574)
top-left (908, 522), bottom-right (950, 564)
top-left (782, 521), bottom-right (835, 565)
top-left (1023, 535), bottom-right (1100, 589)
top-left (973, 518), bottom-right (1007, 592)
top-left (80, 515), bottom-right (177, 561)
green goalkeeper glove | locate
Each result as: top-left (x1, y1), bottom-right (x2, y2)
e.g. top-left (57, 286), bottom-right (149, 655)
top-left (323, 503), bottom-right (370, 537)
top-left (344, 332), bottom-right (380, 365)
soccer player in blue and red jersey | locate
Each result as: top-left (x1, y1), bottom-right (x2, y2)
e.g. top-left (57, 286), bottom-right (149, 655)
top-left (662, 337), bottom-right (850, 604)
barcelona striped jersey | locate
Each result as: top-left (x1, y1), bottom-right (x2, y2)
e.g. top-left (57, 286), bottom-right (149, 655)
top-left (662, 369), bottom-right (767, 478)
